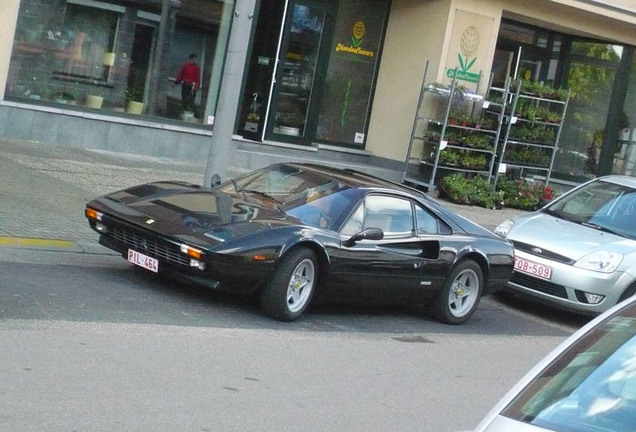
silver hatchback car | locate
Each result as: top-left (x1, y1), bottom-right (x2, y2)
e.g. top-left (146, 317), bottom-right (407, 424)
top-left (495, 175), bottom-right (636, 315)
top-left (472, 295), bottom-right (636, 432)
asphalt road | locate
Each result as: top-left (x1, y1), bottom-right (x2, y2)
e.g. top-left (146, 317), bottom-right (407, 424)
top-left (0, 248), bottom-right (588, 432)
top-left (0, 139), bottom-right (587, 431)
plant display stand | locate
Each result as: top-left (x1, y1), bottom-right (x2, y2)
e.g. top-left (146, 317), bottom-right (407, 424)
top-left (402, 66), bottom-right (505, 192)
top-left (494, 80), bottom-right (570, 188)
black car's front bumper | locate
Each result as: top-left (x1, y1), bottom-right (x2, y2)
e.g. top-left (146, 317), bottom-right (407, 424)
top-left (91, 218), bottom-right (274, 295)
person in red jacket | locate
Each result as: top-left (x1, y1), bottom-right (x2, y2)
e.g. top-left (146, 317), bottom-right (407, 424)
top-left (174, 53), bottom-right (201, 114)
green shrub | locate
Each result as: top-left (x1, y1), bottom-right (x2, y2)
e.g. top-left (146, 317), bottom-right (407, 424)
top-left (439, 174), bottom-right (502, 209)
top-left (439, 174), bottom-right (558, 210)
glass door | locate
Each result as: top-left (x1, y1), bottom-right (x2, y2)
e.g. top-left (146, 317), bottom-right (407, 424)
top-left (557, 61), bottom-right (616, 180)
top-left (267, 1), bottom-right (333, 144)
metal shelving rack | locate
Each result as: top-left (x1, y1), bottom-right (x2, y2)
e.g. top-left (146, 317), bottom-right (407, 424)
top-left (402, 66), bottom-right (506, 192)
top-left (494, 81), bottom-right (571, 188)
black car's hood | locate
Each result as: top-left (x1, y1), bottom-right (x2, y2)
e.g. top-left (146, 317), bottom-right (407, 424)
top-left (95, 181), bottom-right (299, 244)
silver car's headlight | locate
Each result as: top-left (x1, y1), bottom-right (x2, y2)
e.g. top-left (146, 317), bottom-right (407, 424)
top-left (494, 219), bottom-right (514, 237)
top-left (574, 251), bottom-right (623, 273)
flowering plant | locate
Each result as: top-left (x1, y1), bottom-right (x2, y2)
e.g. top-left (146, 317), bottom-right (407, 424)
top-left (438, 174), bottom-right (558, 210)
top-left (496, 176), bottom-right (558, 210)
top-left (544, 187), bottom-right (555, 201)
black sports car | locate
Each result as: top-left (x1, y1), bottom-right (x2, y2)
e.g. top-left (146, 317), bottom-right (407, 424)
top-left (85, 163), bottom-right (514, 324)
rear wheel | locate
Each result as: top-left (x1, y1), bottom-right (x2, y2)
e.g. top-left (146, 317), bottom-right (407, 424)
top-left (431, 259), bottom-right (483, 325)
top-left (260, 248), bottom-right (317, 321)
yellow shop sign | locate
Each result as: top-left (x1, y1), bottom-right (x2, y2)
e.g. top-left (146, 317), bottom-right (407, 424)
top-left (335, 20), bottom-right (375, 57)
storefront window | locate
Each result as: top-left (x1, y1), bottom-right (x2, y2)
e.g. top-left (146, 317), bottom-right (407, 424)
top-left (495, 20), bottom-right (634, 183)
top-left (315, 0), bottom-right (388, 147)
top-left (556, 42), bottom-right (621, 181)
top-left (614, 52), bottom-right (636, 176)
top-left (5, 0), bottom-right (233, 125)
top-left (237, 0), bottom-right (389, 148)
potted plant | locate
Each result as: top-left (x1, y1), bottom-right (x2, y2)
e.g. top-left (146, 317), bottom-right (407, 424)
top-left (439, 174), bottom-right (502, 209)
top-left (460, 153), bottom-right (488, 169)
top-left (85, 91), bottom-right (104, 109)
top-left (126, 85), bottom-right (145, 114)
top-left (126, 69), bottom-right (146, 114)
top-left (277, 111), bottom-right (303, 136)
top-left (466, 133), bottom-right (492, 150)
top-left (439, 149), bottom-right (461, 166)
top-left (244, 112), bottom-right (260, 132)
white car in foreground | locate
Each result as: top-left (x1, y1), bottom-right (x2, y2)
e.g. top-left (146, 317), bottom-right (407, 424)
top-left (472, 295), bottom-right (636, 432)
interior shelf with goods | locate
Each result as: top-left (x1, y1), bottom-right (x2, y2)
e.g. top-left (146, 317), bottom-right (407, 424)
top-left (273, 31), bottom-right (319, 137)
top-left (402, 65), bottom-right (507, 192)
top-left (494, 80), bottom-right (571, 188)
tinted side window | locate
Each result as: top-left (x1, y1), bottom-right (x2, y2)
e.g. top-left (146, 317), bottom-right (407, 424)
top-left (415, 205), bottom-right (439, 234)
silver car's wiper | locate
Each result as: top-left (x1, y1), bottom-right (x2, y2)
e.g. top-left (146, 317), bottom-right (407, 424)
top-left (543, 207), bottom-right (568, 219)
top-left (581, 221), bottom-right (622, 236)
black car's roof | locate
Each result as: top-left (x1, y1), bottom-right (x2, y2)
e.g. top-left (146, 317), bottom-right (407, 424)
top-left (280, 162), bottom-right (428, 196)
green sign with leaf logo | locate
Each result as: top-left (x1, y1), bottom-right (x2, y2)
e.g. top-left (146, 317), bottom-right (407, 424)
top-left (447, 26), bottom-right (481, 83)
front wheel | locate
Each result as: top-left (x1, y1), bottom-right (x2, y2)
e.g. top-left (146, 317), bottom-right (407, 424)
top-left (260, 248), bottom-right (318, 321)
top-left (431, 260), bottom-right (483, 325)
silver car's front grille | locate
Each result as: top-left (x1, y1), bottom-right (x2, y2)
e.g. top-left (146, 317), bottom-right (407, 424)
top-left (512, 241), bottom-right (575, 265)
top-left (511, 272), bottom-right (567, 299)
top-left (108, 226), bottom-right (189, 267)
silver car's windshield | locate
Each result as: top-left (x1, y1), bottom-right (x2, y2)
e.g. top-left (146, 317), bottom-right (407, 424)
top-left (544, 181), bottom-right (636, 240)
top-left (501, 301), bottom-right (636, 432)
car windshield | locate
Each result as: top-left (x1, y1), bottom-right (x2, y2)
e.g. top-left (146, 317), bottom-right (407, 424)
top-left (544, 180), bottom-right (636, 240)
top-left (218, 165), bottom-right (360, 230)
top-left (501, 301), bottom-right (636, 432)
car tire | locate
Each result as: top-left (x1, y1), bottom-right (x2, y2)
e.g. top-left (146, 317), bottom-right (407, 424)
top-left (260, 247), bottom-right (318, 322)
top-left (431, 259), bottom-right (483, 325)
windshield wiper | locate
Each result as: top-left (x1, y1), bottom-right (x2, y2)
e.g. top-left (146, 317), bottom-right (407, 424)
top-left (581, 221), bottom-right (622, 236)
top-left (230, 178), bottom-right (246, 199)
top-left (241, 189), bottom-right (284, 213)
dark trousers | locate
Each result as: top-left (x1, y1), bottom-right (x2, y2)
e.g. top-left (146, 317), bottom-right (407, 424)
top-left (180, 83), bottom-right (196, 112)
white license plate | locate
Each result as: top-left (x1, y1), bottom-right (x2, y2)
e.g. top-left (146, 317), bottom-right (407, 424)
top-left (127, 249), bottom-right (159, 273)
top-left (514, 257), bottom-right (552, 280)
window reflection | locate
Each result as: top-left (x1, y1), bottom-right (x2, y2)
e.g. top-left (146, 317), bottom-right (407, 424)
top-left (502, 304), bottom-right (636, 432)
top-left (6, 0), bottom-right (231, 124)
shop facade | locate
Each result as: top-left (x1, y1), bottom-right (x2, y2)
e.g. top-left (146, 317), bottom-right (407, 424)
top-left (1, 0), bottom-right (636, 187)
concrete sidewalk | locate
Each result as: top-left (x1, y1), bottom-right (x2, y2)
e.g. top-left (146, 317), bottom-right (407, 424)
top-left (0, 138), bottom-right (526, 251)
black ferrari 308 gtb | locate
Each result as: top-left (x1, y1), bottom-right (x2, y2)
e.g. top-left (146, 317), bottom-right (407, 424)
top-left (85, 163), bottom-right (514, 324)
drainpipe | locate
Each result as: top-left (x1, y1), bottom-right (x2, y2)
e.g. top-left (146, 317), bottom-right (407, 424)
top-left (204, 0), bottom-right (257, 186)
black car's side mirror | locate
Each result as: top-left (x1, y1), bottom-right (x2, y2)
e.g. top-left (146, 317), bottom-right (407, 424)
top-left (344, 227), bottom-right (384, 246)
